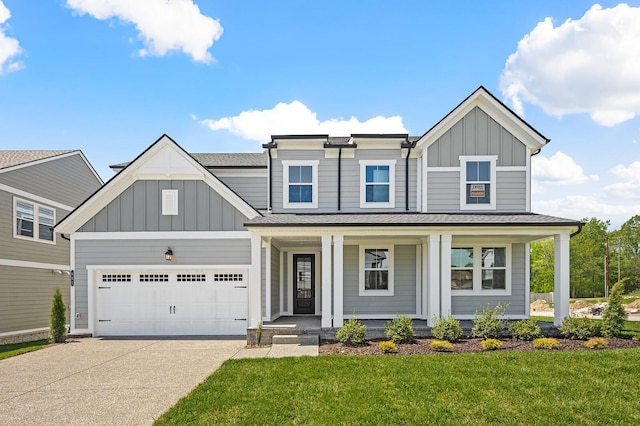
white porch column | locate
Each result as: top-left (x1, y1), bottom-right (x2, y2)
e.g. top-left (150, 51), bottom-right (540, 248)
top-left (427, 234), bottom-right (441, 325)
top-left (249, 233), bottom-right (263, 328)
top-left (333, 234), bottom-right (344, 327)
top-left (262, 237), bottom-right (271, 322)
top-left (440, 234), bottom-right (452, 317)
top-left (321, 235), bottom-right (333, 328)
top-left (554, 232), bottom-right (571, 326)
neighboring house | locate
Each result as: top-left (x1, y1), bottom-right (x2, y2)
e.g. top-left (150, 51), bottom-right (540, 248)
top-left (55, 87), bottom-right (581, 341)
top-left (0, 150), bottom-right (103, 343)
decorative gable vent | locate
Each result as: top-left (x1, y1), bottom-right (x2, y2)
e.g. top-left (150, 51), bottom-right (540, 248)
top-left (162, 189), bottom-right (178, 215)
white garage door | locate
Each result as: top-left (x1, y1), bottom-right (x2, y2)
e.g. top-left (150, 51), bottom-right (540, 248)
top-left (95, 270), bottom-right (247, 336)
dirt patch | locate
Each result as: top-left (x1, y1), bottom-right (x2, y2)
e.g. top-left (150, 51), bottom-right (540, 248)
top-left (625, 299), bottom-right (640, 309)
top-left (320, 337), bottom-right (640, 356)
top-left (531, 300), bottom-right (552, 312)
top-left (570, 301), bottom-right (591, 311)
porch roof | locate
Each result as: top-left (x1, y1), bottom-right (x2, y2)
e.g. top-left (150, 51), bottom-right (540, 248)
top-left (245, 212), bottom-right (582, 228)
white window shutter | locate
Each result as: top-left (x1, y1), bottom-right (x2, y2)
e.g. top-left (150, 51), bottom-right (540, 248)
top-left (162, 189), bottom-right (179, 215)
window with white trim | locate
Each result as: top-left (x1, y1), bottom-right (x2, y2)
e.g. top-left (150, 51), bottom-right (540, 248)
top-left (460, 156), bottom-right (497, 210)
top-left (451, 244), bottom-right (510, 295)
top-left (359, 245), bottom-right (394, 296)
top-left (360, 160), bottom-right (395, 208)
top-left (282, 160), bottom-right (318, 208)
top-left (14, 198), bottom-right (55, 243)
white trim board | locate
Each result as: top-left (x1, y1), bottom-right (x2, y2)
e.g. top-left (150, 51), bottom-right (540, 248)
top-left (0, 259), bottom-right (70, 270)
top-left (72, 231), bottom-right (251, 240)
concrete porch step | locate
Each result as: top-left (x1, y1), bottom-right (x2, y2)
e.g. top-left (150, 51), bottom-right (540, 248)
top-left (272, 334), bottom-right (319, 345)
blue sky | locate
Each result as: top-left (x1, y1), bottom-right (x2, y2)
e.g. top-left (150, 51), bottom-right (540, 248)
top-left (1, 1), bottom-right (640, 229)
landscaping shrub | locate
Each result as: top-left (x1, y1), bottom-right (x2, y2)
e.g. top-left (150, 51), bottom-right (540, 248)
top-left (508, 319), bottom-right (542, 341)
top-left (481, 338), bottom-right (503, 351)
top-left (336, 314), bottom-right (366, 346)
top-left (601, 281), bottom-right (628, 337)
top-left (429, 340), bottom-right (453, 352)
top-left (49, 288), bottom-right (66, 343)
top-left (584, 337), bottom-right (608, 349)
top-left (385, 315), bottom-right (416, 343)
top-left (378, 341), bottom-right (397, 354)
top-left (559, 317), bottom-right (599, 340)
top-left (472, 303), bottom-right (509, 339)
top-left (431, 315), bottom-right (462, 342)
top-left (533, 338), bottom-right (559, 350)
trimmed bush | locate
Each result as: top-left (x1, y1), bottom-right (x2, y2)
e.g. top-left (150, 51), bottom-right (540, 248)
top-left (431, 315), bottom-right (462, 342)
top-left (601, 281), bottom-right (627, 337)
top-left (336, 314), bottom-right (366, 346)
top-left (584, 337), bottom-right (608, 349)
top-left (481, 338), bottom-right (503, 351)
top-left (49, 288), bottom-right (67, 343)
top-left (533, 338), bottom-right (559, 350)
top-left (378, 341), bottom-right (397, 354)
top-left (508, 319), bottom-right (542, 341)
top-left (385, 315), bottom-right (416, 343)
top-left (559, 317), bottom-right (599, 340)
top-left (430, 340), bottom-right (453, 352)
top-left (472, 303), bottom-right (509, 339)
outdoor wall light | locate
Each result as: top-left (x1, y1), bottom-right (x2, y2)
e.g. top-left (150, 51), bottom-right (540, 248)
top-left (165, 247), bottom-right (174, 261)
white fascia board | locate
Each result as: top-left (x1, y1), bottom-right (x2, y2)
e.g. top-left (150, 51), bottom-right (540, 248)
top-left (73, 231), bottom-right (251, 240)
top-left (273, 140), bottom-right (325, 150)
top-left (415, 89), bottom-right (547, 152)
top-left (87, 264), bottom-right (251, 271)
top-left (0, 259), bottom-right (70, 270)
top-left (56, 135), bottom-right (260, 234)
top-left (0, 183), bottom-right (74, 211)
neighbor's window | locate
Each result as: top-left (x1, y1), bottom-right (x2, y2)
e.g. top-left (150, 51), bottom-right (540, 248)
top-left (451, 244), bottom-right (510, 294)
top-left (359, 245), bottom-right (394, 296)
top-left (283, 160), bottom-right (318, 208)
top-left (15, 198), bottom-right (55, 243)
top-left (360, 160), bottom-right (395, 208)
top-left (460, 156), bottom-right (496, 210)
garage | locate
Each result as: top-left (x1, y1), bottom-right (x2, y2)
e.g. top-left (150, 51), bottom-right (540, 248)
top-left (94, 269), bottom-right (248, 336)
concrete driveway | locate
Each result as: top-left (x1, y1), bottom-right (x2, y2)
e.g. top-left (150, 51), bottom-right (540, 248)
top-left (0, 337), bottom-right (246, 426)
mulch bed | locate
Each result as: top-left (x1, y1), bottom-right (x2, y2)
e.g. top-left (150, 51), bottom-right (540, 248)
top-left (320, 337), bottom-right (640, 356)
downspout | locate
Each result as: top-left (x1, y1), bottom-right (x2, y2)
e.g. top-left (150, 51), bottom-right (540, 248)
top-left (405, 145), bottom-right (412, 211)
top-left (338, 148), bottom-right (342, 211)
top-left (61, 234), bottom-right (70, 241)
top-left (570, 224), bottom-right (583, 238)
top-left (267, 147), bottom-right (273, 212)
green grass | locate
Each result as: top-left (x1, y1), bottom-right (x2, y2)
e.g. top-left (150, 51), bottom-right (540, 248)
top-left (155, 350), bottom-right (640, 425)
top-left (0, 339), bottom-right (49, 360)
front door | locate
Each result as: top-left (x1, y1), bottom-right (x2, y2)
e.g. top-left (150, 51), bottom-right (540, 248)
top-left (293, 254), bottom-right (315, 314)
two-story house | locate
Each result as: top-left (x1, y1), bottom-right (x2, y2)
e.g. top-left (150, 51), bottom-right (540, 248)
top-left (55, 87), bottom-right (581, 341)
top-left (0, 150), bottom-right (102, 343)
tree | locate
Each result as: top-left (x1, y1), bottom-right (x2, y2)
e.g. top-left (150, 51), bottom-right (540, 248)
top-left (570, 218), bottom-right (609, 298)
top-left (50, 288), bottom-right (67, 343)
top-left (601, 280), bottom-right (627, 337)
top-left (530, 239), bottom-right (554, 293)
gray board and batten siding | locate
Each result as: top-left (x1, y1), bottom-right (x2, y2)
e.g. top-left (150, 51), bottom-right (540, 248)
top-left (215, 175), bottom-right (267, 210)
top-left (426, 107), bottom-right (527, 168)
top-left (79, 180), bottom-right (248, 233)
top-left (73, 238), bottom-right (252, 329)
top-left (271, 149), bottom-right (417, 213)
top-left (451, 243), bottom-right (526, 316)
top-left (0, 153), bottom-right (101, 208)
top-left (343, 244), bottom-right (417, 316)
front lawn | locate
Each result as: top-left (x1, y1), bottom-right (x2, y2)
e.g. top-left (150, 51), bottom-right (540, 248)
top-left (155, 349), bottom-right (640, 425)
top-left (0, 339), bottom-right (49, 360)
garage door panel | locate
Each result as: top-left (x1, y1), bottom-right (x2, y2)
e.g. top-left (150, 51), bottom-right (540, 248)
top-left (95, 271), bottom-right (248, 336)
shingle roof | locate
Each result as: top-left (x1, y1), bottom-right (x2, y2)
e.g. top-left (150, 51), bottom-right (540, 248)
top-left (245, 212), bottom-right (582, 227)
top-left (0, 150), bottom-right (76, 170)
top-left (110, 152), bottom-right (268, 169)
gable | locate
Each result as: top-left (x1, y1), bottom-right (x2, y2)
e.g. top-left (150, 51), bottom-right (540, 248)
top-left (56, 134), bottom-right (260, 234)
top-left (426, 107), bottom-right (527, 167)
top-left (79, 180), bottom-right (248, 232)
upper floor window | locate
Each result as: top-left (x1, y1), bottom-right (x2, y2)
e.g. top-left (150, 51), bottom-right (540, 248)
top-left (360, 160), bottom-right (396, 208)
top-left (451, 244), bottom-right (510, 295)
top-left (14, 198), bottom-right (55, 243)
top-left (460, 156), bottom-right (497, 210)
top-left (282, 160), bottom-right (318, 208)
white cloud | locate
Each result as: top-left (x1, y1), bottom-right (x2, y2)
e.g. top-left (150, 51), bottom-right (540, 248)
top-left (66, 0), bottom-right (222, 62)
top-left (202, 100), bottom-right (408, 142)
top-left (532, 152), bottom-right (597, 185)
top-left (534, 195), bottom-right (640, 226)
top-left (604, 161), bottom-right (640, 200)
top-left (0, 1), bottom-right (22, 74)
top-left (500, 4), bottom-right (640, 126)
